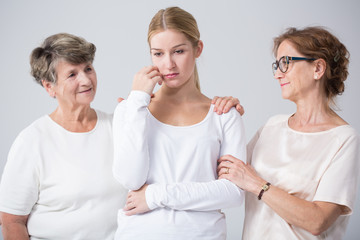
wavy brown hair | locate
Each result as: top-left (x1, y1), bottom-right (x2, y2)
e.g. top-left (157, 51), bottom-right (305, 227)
top-left (273, 26), bottom-right (349, 105)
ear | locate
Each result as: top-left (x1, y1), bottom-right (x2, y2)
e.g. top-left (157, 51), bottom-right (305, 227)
top-left (42, 79), bottom-right (56, 98)
top-left (195, 40), bottom-right (203, 58)
top-left (314, 59), bottom-right (326, 80)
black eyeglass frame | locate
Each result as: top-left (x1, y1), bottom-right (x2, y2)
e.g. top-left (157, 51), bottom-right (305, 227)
top-left (272, 56), bottom-right (317, 75)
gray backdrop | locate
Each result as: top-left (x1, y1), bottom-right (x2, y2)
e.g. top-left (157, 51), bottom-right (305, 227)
top-left (0, 0), bottom-right (359, 239)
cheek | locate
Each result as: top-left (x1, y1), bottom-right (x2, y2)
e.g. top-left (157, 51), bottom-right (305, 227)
top-left (151, 56), bottom-right (161, 67)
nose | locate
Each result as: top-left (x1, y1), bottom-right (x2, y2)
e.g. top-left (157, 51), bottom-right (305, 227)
top-left (164, 54), bottom-right (176, 69)
top-left (274, 67), bottom-right (284, 80)
top-left (78, 71), bottom-right (92, 86)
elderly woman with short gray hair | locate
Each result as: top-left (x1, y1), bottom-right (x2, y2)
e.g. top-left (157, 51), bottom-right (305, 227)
top-left (0, 33), bottom-right (127, 239)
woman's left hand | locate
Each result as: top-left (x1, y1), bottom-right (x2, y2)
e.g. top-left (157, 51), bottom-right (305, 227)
top-left (217, 155), bottom-right (266, 194)
top-left (123, 184), bottom-right (150, 216)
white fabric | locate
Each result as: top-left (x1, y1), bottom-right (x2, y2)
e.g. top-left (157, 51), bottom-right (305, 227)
top-left (243, 114), bottom-right (360, 240)
top-left (113, 91), bottom-right (246, 240)
top-left (0, 110), bottom-right (127, 240)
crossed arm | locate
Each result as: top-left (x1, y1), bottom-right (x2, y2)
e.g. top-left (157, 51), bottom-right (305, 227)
top-left (0, 212), bottom-right (29, 240)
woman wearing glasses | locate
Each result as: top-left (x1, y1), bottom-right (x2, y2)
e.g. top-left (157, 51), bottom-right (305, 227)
top-left (218, 26), bottom-right (359, 239)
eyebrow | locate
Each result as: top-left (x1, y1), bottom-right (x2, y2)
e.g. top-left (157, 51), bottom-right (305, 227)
top-left (150, 43), bottom-right (187, 51)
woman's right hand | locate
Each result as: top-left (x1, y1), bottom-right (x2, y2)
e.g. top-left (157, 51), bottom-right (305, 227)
top-left (132, 66), bottom-right (163, 95)
top-left (217, 155), bottom-right (266, 195)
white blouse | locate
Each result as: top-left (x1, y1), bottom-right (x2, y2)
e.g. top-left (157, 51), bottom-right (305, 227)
top-left (113, 91), bottom-right (246, 240)
top-left (243, 114), bottom-right (360, 240)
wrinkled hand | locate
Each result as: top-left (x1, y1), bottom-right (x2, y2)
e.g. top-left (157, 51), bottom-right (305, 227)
top-left (217, 155), bottom-right (265, 194)
top-left (212, 96), bottom-right (244, 115)
top-left (123, 184), bottom-right (150, 216)
top-left (132, 66), bottom-right (163, 95)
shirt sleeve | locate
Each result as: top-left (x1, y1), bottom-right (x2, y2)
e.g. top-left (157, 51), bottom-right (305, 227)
top-left (113, 91), bottom-right (151, 190)
top-left (246, 126), bottom-right (264, 164)
top-left (145, 108), bottom-right (246, 211)
top-left (0, 133), bottom-right (39, 215)
top-left (313, 130), bottom-right (360, 215)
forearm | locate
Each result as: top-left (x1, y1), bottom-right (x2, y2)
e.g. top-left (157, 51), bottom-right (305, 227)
top-left (146, 179), bottom-right (244, 211)
top-left (2, 223), bottom-right (29, 240)
top-left (113, 91), bottom-right (151, 190)
top-left (260, 185), bottom-right (342, 235)
top-left (1, 213), bottom-right (29, 240)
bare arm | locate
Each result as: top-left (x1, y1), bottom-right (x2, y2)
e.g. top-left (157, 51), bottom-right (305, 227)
top-left (0, 212), bottom-right (29, 240)
top-left (218, 155), bottom-right (343, 236)
top-left (260, 186), bottom-right (342, 235)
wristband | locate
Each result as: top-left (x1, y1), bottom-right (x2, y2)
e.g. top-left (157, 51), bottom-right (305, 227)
top-left (258, 182), bottom-right (271, 200)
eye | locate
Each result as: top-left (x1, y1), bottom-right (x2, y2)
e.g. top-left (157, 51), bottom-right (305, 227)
top-left (174, 49), bottom-right (184, 54)
top-left (86, 66), bottom-right (93, 72)
top-left (68, 73), bottom-right (76, 78)
top-left (153, 52), bottom-right (163, 57)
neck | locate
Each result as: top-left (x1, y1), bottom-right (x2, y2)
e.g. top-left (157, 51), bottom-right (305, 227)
top-left (50, 104), bottom-right (97, 132)
top-left (291, 93), bottom-right (334, 127)
top-left (156, 76), bottom-right (203, 103)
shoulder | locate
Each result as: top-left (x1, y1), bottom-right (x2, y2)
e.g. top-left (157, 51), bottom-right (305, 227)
top-left (263, 114), bottom-right (290, 128)
top-left (95, 109), bottom-right (113, 122)
top-left (332, 125), bottom-right (359, 145)
top-left (213, 106), bottom-right (244, 131)
top-left (8, 116), bottom-right (50, 160)
top-left (217, 106), bottom-right (243, 121)
top-left (16, 115), bottom-right (51, 141)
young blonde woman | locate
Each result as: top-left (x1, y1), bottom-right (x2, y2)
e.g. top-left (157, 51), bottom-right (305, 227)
top-left (113, 7), bottom-right (246, 240)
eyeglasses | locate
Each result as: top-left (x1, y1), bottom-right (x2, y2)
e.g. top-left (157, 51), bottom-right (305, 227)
top-left (272, 56), bottom-right (316, 75)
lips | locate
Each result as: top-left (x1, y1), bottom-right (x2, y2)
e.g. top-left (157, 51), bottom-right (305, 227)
top-left (79, 88), bottom-right (92, 93)
top-left (280, 82), bottom-right (290, 87)
top-left (164, 73), bottom-right (179, 79)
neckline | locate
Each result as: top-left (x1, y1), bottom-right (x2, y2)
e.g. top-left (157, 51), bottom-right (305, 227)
top-left (285, 114), bottom-right (350, 135)
top-left (146, 104), bottom-right (214, 128)
top-left (45, 109), bottom-right (99, 134)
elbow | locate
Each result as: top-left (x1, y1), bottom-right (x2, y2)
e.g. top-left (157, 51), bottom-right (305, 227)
top-left (112, 170), bottom-right (145, 191)
top-left (308, 219), bottom-right (331, 236)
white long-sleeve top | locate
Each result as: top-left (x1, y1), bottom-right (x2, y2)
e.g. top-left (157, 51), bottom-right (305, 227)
top-left (113, 91), bottom-right (246, 240)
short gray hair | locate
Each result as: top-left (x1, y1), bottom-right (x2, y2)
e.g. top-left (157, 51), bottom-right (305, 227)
top-left (30, 33), bottom-right (96, 86)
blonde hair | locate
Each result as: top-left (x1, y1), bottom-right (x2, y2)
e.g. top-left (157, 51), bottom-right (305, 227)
top-left (148, 7), bottom-right (201, 90)
top-left (30, 33), bottom-right (96, 86)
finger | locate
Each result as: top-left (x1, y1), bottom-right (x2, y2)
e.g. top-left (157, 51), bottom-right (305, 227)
top-left (218, 154), bottom-right (237, 163)
top-left (217, 97), bottom-right (232, 114)
top-left (143, 65), bottom-right (158, 74)
top-left (217, 162), bottom-right (232, 173)
top-left (218, 166), bottom-right (231, 176)
top-left (218, 173), bottom-right (231, 181)
top-left (148, 69), bottom-right (162, 79)
top-left (223, 98), bottom-right (240, 113)
top-left (123, 202), bottom-right (134, 211)
top-left (236, 104), bottom-right (245, 116)
top-left (213, 97), bottom-right (224, 113)
top-left (211, 96), bottom-right (219, 104)
top-left (117, 97), bottom-right (124, 103)
top-left (124, 208), bottom-right (138, 216)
